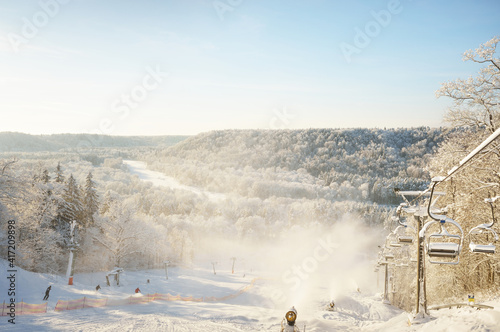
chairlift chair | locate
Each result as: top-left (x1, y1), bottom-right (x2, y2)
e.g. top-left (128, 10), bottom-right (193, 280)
top-left (467, 197), bottom-right (499, 254)
top-left (427, 227), bottom-right (461, 256)
top-left (398, 235), bottom-right (414, 244)
top-left (384, 253), bottom-right (395, 260)
top-left (420, 179), bottom-right (464, 265)
top-left (392, 206), bottom-right (416, 244)
top-left (395, 224), bottom-right (415, 244)
top-left (422, 218), bottom-right (463, 264)
top-left (388, 235), bottom-right (402, 248)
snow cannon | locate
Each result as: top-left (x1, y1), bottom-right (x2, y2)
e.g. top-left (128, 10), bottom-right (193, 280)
top-left (326, 300), bottom-right (335, 311)
top-left (280, 307), bottom-right (300, 332)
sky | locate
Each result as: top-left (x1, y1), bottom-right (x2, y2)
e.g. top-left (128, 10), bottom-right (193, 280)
top-left (0, 0), bottom-right (499, 136)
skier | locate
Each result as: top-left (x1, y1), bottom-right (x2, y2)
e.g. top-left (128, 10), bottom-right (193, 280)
top-left (43, 286), bottom-right (52, 301)
top-left (280, 306), bottom-right (300, 332)
top-left (96, 285), bottom-right (101, 291)
top-left (135, 287), bottom-right (141, 293)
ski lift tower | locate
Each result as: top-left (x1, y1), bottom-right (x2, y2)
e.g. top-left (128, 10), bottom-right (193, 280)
top-left (394, 191), bottom-right (444, 319)
top-left (164, 260), bottom-right (170, 280)
top-left (66, 220), bottom-right (78, 285)
top-left (413, 205), bottom-right (429, 318)
top-left (230, 257), bottom-right (236, 274)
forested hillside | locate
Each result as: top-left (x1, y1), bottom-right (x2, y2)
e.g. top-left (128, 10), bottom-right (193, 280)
top-left (146, 127), bottom-right (445, 205)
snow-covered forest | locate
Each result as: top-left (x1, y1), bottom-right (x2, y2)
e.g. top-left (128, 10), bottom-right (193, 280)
top-left (0, 126), bottom-right (442, 276)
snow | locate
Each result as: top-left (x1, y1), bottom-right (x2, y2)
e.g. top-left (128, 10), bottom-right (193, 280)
top-left (2, 258), bottom-right (500, 331)
top-left (123, 160), bottom-right (226, 201)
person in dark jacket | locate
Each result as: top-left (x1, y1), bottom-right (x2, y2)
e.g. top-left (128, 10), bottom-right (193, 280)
top-left (96, 284), bottom-right (101, 291)
top-left (43, 286), bottom-right (52, 301)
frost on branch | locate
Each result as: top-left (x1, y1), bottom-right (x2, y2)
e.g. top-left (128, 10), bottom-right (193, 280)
top-left (436, 36), bottom-right (500, 133)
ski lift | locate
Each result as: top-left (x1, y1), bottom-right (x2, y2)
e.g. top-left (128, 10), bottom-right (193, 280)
top-left (467, 197), bottom-right (499, 254)
top-left (395, 224), bottom-right (416, 245)
top-left (392, 204), bottom-right (416, 244)
top-left (386, 228), bottom-right (402, 248)
top-left (420, 178), bottom-right (464, 265)
top-left (380, 244), bottom-right (395, 261)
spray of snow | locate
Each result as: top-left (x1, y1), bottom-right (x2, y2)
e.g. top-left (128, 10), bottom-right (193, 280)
top-left (194, 214), bottom-right (385, 317)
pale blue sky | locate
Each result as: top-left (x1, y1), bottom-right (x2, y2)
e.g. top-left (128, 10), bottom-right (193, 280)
top-left (0, 0), bottom-right (499, 135)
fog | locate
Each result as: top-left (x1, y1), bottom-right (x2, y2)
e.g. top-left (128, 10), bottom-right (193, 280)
top-left (195, 215), bottom-right (385, 313)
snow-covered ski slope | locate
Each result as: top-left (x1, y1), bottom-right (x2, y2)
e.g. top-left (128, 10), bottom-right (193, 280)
top-left (2, 259), bottom-right (500, 332)
top-left (123, 160), bottom-right (226, 202)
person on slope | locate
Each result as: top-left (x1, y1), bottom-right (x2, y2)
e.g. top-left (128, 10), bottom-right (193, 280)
top-left (135, 287), bottom-right (141, 294)
top-left (43, 285), bottom-right (52, 301)
top-left (280, 306), bottom-right (300, 332)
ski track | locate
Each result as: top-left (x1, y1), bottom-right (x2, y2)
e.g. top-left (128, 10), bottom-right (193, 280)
top-left (3, 256), bottom-right (500, 332)
top-left (123, 160), bottom-right (226, 202)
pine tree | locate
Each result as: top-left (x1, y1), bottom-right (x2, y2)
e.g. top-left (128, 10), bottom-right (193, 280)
top-left (42, 169), bottom-right (50, 183)
top-left (5, 166), bottom-right (63, 273)
top-left (55, 162), bottom-right (65, 183)
top-left (83, 171), bottom-right (99, 227)
top-left (60, 174), bottom-right (84, 229)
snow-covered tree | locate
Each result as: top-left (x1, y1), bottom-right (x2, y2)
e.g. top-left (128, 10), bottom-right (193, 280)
top-left (55, 162), bottom-right (65, 183)
top-left (0, 159), bottom-right (20, 202)
top-left (59, 174), bottom-right (84, 228)
top-left (92, 200), bottom-right (144, 268)
top-left (83, 171), bottom-right (99, 227)
top-left (5, 167), bottom-right (64, 273)
top-left (436, 36), bottom-right (500, 133)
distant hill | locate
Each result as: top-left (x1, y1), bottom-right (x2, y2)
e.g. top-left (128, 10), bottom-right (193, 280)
top-left (0, 132), bottom-right (189, 152)
top-left (148, 127), bottom-right (447, 205)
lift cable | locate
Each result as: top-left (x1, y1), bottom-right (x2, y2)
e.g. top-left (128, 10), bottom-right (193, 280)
top-left (408, 127), bottom-right (500, 206)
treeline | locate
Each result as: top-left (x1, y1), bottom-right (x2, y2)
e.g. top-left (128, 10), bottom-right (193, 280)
top-left (0, 132), bottom-right (188, 152)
